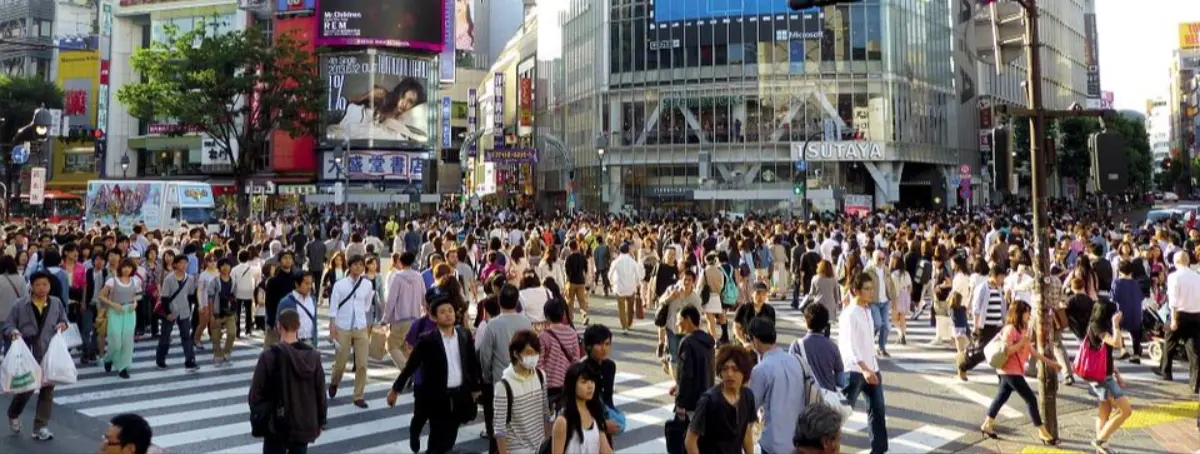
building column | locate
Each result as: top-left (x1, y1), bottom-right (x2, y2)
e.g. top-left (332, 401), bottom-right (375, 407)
top-left (606, 165), bottom-right (624, 214)
top-left (864, 162), bottom-right (904, 208)
top-left (939, 166), bottom-right (958, 209)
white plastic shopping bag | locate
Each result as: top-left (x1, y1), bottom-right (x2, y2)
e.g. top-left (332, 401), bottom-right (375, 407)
top-left (62, 323), bottom-right (83, 350)
top-left (1, 338), bottom-right (42, 394)
top-left (41, 333), bottom-right (77, 386)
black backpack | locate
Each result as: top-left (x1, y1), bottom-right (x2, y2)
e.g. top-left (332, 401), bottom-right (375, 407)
top-left (915, 259), bottom-right (933, 286)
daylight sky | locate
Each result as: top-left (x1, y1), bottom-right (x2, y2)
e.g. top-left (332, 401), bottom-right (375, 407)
top-left (1097, 0), bottom-right (1200, 111)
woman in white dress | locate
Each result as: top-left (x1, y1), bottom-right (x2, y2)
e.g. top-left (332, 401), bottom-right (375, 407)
top-left (331, 78), bottom-right (428, 142)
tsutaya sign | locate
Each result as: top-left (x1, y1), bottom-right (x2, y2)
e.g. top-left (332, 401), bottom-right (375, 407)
top-left (791, 141), bottom-right (891, 162)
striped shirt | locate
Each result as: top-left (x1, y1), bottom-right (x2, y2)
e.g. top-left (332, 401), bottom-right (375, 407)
top-left (493, 367), bottom-right (551, 454)
top-left (537, 324), bottom-right (581, 390)
top-left (984, 288), bottom-right (1005, 326)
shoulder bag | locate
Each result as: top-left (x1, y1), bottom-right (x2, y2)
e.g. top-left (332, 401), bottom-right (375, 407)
top-left (154, 276), bottom-right (188, 319)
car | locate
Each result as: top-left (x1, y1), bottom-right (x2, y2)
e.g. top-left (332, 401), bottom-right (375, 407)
top-left (1164, 192), bottom-right (1180, 202)
top-left (1177, 204), bottom-right (1200, 218)
top-left (1146, 209), bottom-right (1182, 224)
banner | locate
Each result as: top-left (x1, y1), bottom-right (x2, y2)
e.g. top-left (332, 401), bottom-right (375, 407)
top-left (322, 52), bottom-right (436, 149)
top-left (493, 72), bottom-right (504, 148)
top-left (29, 167), bottom-right (46, 205)
top-left (456, 0), bottom-right (475, 51)
top-left (1084, 13), bottom-right (1101, 107)
top-left (440, 0), bottom-right (455, 83)
top-left (843, 194), bottom-right (872, 217)
top-left (518, 76), bottom-right (533, 127)
top-left (322, 150), bottom-right (425, 180)
top-left (467, 88), bottom-right (477, 158)
top-left (441, 96), bottom-right (452, 148)
top-left (486, 148), bottom-right (538, 164)
top-left (317, 0), bottom-right (444, 51)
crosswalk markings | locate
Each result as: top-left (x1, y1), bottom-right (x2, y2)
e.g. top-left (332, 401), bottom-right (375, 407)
top-left (874, 425), bottom-right (965, 454)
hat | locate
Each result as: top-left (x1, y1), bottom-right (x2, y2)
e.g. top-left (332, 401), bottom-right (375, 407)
top-left (753, 281), bottom-right (769, 292)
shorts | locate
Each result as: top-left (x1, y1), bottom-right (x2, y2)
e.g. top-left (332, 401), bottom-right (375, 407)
top-left (1091, 376), bottom-right (1125, 401)
top-left (702, 295), bottom-right (723, 314)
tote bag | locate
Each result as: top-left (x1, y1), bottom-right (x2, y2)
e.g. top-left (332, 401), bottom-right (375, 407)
top-left (1073, 332), bottom-right (1109, 382)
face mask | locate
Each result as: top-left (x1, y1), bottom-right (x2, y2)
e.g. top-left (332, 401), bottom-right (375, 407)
top-left (521, 354), bottom-right (540, 370)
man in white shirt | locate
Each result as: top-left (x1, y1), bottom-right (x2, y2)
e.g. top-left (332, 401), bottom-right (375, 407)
top-left (277, 273), bottom-right (318, 346)
top-left (230, 250), bottom-right (259, 337)
top-left (1159, 251), bottom-right (1200, 390)
top-left (838, 271), bottom-right (888, 454)
top-left (607, 243), bottom-right (646, 333)
top-left (328, 255), bottom-right (376, 409)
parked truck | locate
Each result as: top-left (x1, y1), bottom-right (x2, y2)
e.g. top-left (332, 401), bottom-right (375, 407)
top-left (85, 180), bottom-right (219, 232)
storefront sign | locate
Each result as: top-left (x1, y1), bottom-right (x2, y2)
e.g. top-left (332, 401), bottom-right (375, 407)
top-left (148, 123), bottom-right (204, 135)
top-left (322, 150), bottom-right (424, 180)
top-left (467, 88), bottom-right (477, 158)
top-left (278, 184), bottom-right (318, 195)
top-left (485, 148), bottom-right (538, 164)
top-left (792, 141), bottom-right (889, 162)
top-left (493, 72), bottom-right (504, 149)
top-left (441, 96), bottom-right (452, 148)
top-left (844, 194), bottom-right (872, 217)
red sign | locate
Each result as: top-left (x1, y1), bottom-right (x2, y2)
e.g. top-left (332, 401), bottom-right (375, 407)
top-left (64, 90), bottom-right (88, 116)
top-left (518, 77), bottom-right (533, 127)
top-left (99, 60), bottom-right (110, 85)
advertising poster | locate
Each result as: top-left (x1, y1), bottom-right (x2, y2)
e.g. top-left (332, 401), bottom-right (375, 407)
top-left (467, 88), bottom-right (478, 158)
top-left (441, 96), bottom-right (452, 148)
top-left (56, 50), bottom-right (99, 142)
top-left (85, 181), bottom-right (164, 230)
top-left (317, 0), bottom-right (444, 51)
top-left (323, 52), bottom-right (436, 149)
top-left (176, 183), bottom-right (215, 207)
top-left (440, 0), bottom-right (456, 83)
top-left (1084, 14), bottom-right (1101, 107)
top-left (1182, 22), bottom-right (1200, 50)
top-left (276, 0), bottom-right (315, 14)
top-left (29, 167), bottom-right (45, 205)
top-left (493, 72), bottom-right (504, 149)
top-left (486, 148), bottom-right (538, 164)
top-left (456, 0), bottom-right (474, 51)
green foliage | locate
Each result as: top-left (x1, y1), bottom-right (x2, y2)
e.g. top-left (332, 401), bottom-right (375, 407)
top-left (0, 75), bottom-right (64, 143)
top-left (116, 19), bottom-right (323, 187)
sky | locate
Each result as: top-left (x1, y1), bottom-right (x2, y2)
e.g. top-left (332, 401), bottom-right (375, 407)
top-left (1097, 0), bottom-right (1200, 112)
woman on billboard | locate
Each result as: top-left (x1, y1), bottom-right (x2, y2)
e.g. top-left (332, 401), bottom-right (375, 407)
top-left (333, 77), bottom-right (429, 143)
top-left (456, 0), bottom-right (475, 50)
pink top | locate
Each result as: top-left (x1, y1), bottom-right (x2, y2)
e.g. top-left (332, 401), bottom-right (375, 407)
top-left (999, 326), bottom-right (1032, 376)
top-left (68, 263), bottom-right (85, 289)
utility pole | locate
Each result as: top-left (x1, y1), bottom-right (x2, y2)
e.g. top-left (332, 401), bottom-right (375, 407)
top-left (985, 0), bottom-right (1116, 438)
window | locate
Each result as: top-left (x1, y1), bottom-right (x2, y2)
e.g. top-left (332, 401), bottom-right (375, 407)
top-left (36, 20), bottom-right (52, 37)
top-left (63, 152), bottom-right (97, 173)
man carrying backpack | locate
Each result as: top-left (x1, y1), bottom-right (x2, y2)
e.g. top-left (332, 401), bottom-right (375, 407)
top-left (249, 309), bottom-right (327, 454)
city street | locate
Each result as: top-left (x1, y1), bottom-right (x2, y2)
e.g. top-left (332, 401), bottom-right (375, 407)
top-left (4, 289), bottom-right (1197, 454)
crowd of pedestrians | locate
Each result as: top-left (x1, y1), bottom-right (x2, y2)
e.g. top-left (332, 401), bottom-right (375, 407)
top-left (0, 193), bottom-right (1196, 454)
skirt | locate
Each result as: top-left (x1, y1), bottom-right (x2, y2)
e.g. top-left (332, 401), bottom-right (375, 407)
top-left (893, 291), bottom-right (912, 316)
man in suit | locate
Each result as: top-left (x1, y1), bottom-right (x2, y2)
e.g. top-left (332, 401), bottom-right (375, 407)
top-left (388, 288), bottom-right (481, 454)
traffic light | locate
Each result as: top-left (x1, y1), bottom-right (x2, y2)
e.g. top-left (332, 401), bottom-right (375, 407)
top-left (793, 183), bottom-right (804, 196)
top-left (1163, 158), bottom-right (1173, 170)
top-left (788, 0), bottom-right (859, 11)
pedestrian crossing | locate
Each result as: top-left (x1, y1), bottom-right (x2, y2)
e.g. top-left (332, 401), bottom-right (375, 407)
top-left (51, 310), bottom-right (686, 454)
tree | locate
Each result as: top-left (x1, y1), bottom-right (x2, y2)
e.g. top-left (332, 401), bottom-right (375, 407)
top-left (116, 20), bottom-right (323, 218)
top-left (0, 75), bottom-right (64, 203)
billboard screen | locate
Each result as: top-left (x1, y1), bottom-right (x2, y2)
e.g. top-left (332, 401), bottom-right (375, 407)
top-left (456, 0), bottom-right (475, 51)
top-left (275, 0), bottom-right (314, 14)
top-left (322, 52), bottom-right (437, 150)
top-left (317, 0), bottom-right (444, 51)
top-left (653, 0), bottom-right (818, 23)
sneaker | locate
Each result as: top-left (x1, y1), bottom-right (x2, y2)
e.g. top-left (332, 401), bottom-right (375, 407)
top-left (119, 370), bottom-right (131, 379)
top-left (879, 350), bottom-right (891, 358)
top-left (8, 418), bottom-right (19, 434)
top-left (31, 427), bottom-right (52, 441)
top-left (156, 363), bottom-right (169, 370)
top-left (104, 361), bottom-right (113, 373)
top-left (185, 363), bottom-right (200, 372)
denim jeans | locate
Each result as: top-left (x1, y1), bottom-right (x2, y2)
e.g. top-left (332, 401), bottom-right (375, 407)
top-left (870, 301), bottom-right (891, 351)
top-left (987, 375), bottom-right (1043, 426)
top-left (156, 316), bottom-right (197, 366)
top-left (844, 371), bottom-right (888, 454)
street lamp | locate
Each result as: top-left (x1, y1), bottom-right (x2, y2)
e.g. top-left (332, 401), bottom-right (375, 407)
top-left (29, 106), bottom-right (51, 138)
top-left (120, 154), bottom-right (130, 177)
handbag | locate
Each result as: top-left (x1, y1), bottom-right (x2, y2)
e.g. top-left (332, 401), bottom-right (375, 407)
top-left (664, 414), bottom-right (688, 454)
top-left (983, 327), bottom-right (1011, 370)
top-left (1073, 330), bottom-right (1110, 382)
top-left (605, 405), bottom-right (627, 434)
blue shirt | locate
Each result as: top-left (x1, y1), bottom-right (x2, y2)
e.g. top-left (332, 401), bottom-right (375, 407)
top-left (748, 347), bottom-right (807, 454)
top-left (421, 269), bottom-right (434, 290)
top-left (187, 254), bottom-right (200, 275)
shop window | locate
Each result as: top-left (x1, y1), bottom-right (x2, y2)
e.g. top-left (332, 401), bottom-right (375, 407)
top-left (63, 152), bottom-right (97, 173)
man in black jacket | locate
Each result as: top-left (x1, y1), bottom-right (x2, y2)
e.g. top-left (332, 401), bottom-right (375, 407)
top-left (673, 305), bottom-right (714, 418)
top-left (265, 251), bottom-right (302, 347)
top-left (388, 292), bottom-right (482, 454)
top-left (249, 309), bottom-right (327, 454)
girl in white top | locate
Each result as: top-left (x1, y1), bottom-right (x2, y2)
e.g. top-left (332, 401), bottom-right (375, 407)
top-left (535, 248), bottom-right (568, 291)
top-left (517, 272), bottom-right (552, 329)
top-left (889, 255), bottom-right (913, 344)
top-left (551, 362), bottom-right (612, 454)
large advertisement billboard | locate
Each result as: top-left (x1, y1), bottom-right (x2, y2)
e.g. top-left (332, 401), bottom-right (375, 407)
top-left (440, 0), bottom-right (455, 83)
top-left (653, 0), bottom-right (817, 23)
top-left (1084, 14), bottom-right (1102, 108)
top-left (322, 52), bottom-right (437, 150)
top-left (645, 11), bottom-right (824, 52)
top-left (275, 0), bottom-right (314, 14)
top-left (317, 0), bottom-right (444, 51)
top-left (56, 50), bottom-right (100, 137)
top-left (456, 0), bottom-right (475, 51)
top-left (1181, 22), bottom-right (1200, 50)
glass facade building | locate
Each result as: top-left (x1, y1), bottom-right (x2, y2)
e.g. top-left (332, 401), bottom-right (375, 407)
top-left (553, 0), bottom-right (961, 214)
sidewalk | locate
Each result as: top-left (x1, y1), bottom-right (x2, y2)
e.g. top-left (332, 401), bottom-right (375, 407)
top-left (966, 398), bottom-right (1198, 454)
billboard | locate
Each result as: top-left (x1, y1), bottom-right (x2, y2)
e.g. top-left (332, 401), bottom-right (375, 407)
top-left (85, 181), bottom-right (165, 230)
top-left (322, 52), bottom-right (437, 149)
top-left (456, 0), bottom-right (475, 51)
top-left (317, 0), bottom-right (444, 51)
top-left (467, 88), bottom-right (478, 158)
top-left (276, 0), bottom-right (314, 14)
top-left (653, 0), bottom-right (818, 23)
top-left (493, 72), bottom-right (504, 148)
top-left (321, 150), bottom-right (425, 180)
top-left (55, 50), bottom-right (100, 138)
top-left (1181, 22), bottom-right (1200, 50)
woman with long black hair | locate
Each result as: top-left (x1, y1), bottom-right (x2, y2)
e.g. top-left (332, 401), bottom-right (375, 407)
top-left (1085, 299), bottom-right (1134, 453)
top-left (550, 362), bottom-right (613, 454)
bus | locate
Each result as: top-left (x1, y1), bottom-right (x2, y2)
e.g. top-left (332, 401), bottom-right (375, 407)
top-left (9, 190), bottom-right (85, 224)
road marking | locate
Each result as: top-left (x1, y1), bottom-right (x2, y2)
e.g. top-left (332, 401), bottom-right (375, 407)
top-left (863, 424), bottom-right (964, 454)
top-left (921, 375), bottom-right (1022, 419)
